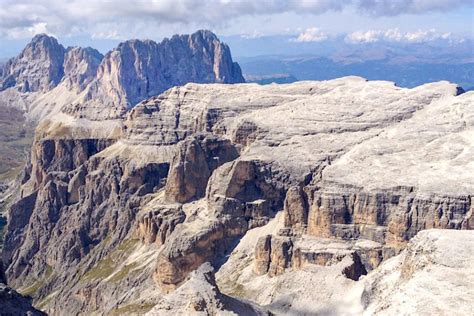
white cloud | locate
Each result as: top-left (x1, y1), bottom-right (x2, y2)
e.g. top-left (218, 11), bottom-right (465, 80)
top-left (240, 30), bottom-right (265, 39)
top-left (404, 29), bottom-right (452, 42)
top-left (0, 0), bottom-right (470, 39)
top-left (358, 0), bottom-right (472, 16)
top-left (295, 28), bottom-right (328, 42)
top-left (346, 30), bottom-right (382, 43)
top-left (346, 28), bottom-right (456, 44)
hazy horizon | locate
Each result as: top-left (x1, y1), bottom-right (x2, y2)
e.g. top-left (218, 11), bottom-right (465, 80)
top-left (1, 0), bottom-right (473, 59)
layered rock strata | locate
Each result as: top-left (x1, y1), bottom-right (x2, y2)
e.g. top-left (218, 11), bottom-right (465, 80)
top-left (2, 78), bottom-right (473, 314)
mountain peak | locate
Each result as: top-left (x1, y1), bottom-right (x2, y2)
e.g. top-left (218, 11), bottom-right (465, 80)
top-left (30, 33), bottom-right (57, 43)
top-left (192, 29), bottom-right (219, 40)
top-left (0, 33), bottom-right (65, 92)
top-left (74, 30), bottom-right (244, 119)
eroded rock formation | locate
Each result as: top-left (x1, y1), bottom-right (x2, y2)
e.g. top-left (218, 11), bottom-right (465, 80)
top-left (1, 77), bottom-right (473, 314)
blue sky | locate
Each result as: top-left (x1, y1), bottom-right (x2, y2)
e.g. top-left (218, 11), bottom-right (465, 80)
top-left (0, 0), bottom-right (473, 58)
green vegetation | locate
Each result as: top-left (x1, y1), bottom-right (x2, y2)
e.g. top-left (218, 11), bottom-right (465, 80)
top-left (18, 264), bottom-right (54, 297)
top-left (36, 292), bottom-right (56, 310)
top-left (82, 256), bottom-right (116, 281)
top-left (81, 239), bottom-right (140, 283)
top-left (0, 106), bottom-right (34, 181)
top-left (109, 303), bottom-right (156, 315)
top-left (109, 262), bottom-right (140, 283)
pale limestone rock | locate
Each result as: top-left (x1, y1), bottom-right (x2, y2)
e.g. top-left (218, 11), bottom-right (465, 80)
top-left (0, 34), bottom-right (65, 92)
top-left (362, 229), bottom-right (474, 315)
top-left (2, 78), bottom-right (473, 315)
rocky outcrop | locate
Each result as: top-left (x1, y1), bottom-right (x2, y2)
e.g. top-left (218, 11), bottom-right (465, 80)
top-left (164, 135), bottom-right (239, 203)
top-left (64, 30), bottom-right (245, 120)
top-left (2, 78), bottom-right (473, 315)
top-left (63, 46), bottom-right (103, 90)
top-left (362, 229), bottom-right (474, 315)
top-left (0, 282), bottom-right (46, 315)
top-left (283, 186), bottom-right (308, 235)
top-left (0, 261), bottom-right (46, 315)
top-left (147, 263), bottom-right (264, 315)
top-left (134, 205), bottom-right (185, 246)
top-left (0, 34), bottom-right (65, 92)
top-left (253, 235), bottom-right (293, 277)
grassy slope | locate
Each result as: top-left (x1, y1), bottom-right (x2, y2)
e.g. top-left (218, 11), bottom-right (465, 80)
top-left (0, 106), bottom-right (34, 181)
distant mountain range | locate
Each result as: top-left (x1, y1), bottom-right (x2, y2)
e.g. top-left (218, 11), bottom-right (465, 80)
top-left (240, 55), bottom-right (474, 88)
top-left (224, 35), bottom-right (474, 88)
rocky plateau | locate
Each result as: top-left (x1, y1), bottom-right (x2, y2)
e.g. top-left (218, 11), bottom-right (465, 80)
top-left (0, 30), bottom-right (473, 315)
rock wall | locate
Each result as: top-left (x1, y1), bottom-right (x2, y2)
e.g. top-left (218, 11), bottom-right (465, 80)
top-left (1, 78), bottom-right (472, 314)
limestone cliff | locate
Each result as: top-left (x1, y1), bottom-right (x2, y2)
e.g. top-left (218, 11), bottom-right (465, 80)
top-left (0, 30), bottom-right (244, 190)
top-left (2, 78), bottom-right (473, 315)
top-left (0, 34), bottom-right (65, 93)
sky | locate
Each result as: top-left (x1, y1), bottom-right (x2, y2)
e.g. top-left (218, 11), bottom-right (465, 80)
top-left (0, 0), bottom-right (473, 58)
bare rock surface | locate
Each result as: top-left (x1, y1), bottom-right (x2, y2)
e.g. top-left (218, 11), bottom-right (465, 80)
top-left (0, 34), bottom-right (65, 93)
top-left (1, 78), bottom-right (473, 314)
top-left (147, 263), bottom-right (264, 315)
top-left (362, 229), bottom-right (474, 315)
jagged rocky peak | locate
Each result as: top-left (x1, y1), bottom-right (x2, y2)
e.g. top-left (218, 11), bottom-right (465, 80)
top-left (63, 46), bottom-right (103, 90)
top-left (87, 29), bottom-right (244, 112)
top-left (0, 33), bottom-right (66, 92)
top-left (0, 30), bottom-right (245, 123)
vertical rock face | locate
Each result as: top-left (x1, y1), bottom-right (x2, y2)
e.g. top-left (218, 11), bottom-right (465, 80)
top-left (164, 135), bottom-right (239, 203)
top-left (72, 30), bottom-right (244, 120)
top-left (0, 34), bottom-right (66, 92)
top-left (1, 79), bottom-right (473, 314)
top-left (63, 47), bottom-right (103, 90)
top-left (103, 30), bottom-right (244, 108)
top-left (0, 30), bottom-right (244, 122)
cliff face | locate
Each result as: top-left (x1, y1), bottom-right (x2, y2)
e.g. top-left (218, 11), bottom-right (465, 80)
top-left (0, 30), bottom-right (244, 122)
top-left (63, 46), bottom-right (103, 90)
top-left (67, 30), bottom-right (244, 120)
top-left (96, 30), bottom-right (243, 109)
top-left (2, 78), bottom-right (473, 315)
top-left (0, 34), bottom-right (66, 93)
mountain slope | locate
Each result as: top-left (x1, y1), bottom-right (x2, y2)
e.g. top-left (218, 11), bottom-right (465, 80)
top-left (2, 78), bottom-right (472, 314)
top-left (0, 30), bottom-right (244, 185)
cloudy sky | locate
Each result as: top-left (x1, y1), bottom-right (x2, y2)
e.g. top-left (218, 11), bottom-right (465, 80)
top-left (0, 0), bottom-right (473, 57)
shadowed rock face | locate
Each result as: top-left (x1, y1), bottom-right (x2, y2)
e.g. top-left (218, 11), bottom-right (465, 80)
top-left (0, 261), bottom-right (46, 315)
top-left (91, 30), bottom-right (244, 110)
top-left (63, 46), bottom-right (103, 90)
top-left (1, 78), bottom-right (473, 314)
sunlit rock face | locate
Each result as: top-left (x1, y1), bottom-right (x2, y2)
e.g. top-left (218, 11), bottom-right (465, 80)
top-left (2, 77), bottom-right (472, 315)
top-left (0, 34), bottom-right (66, 93)
top-left (0, 30), bottom-right (244, 122)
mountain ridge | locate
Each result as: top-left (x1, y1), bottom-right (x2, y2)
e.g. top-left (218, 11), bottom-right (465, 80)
top-left (1, 77), bottom-right (472, 314)
top-left (0, 30), bottom-right (245, 121)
